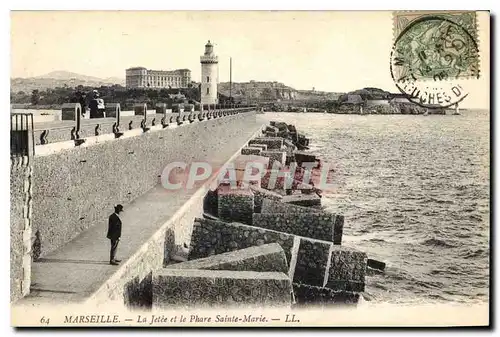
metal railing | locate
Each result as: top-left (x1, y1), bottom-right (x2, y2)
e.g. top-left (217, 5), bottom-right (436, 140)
top-left (11, 112), bottom-right (34, 157)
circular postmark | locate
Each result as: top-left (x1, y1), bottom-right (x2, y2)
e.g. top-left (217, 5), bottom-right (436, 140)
top-left (390, 15), bottom-right (480, 108)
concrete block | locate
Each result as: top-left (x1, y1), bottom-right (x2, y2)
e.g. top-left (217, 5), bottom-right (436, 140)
top-left (269, 121), bottom-right (288, 131)
top-left (261, 150), bottom-right (286, 166)
top-left (297, 134), bottom-right (309, 146)
top-left (265, 131), bottom-right (278, 137)
top-left (294, 151), bottom-right (317, 166)
top-left (261, 170), bottom-right (289, 191)
top-left (333, 215), bottom-right (344, 245)
top-left (325, 246), bottom-right (367, 292)
top-left (293, 284), bottom-right (360, 307)
top-left (133, 103), bottom-right (147, 116)
top-left (293, 238), bottom-right (332, 287)
top-left (155, 103), bottom-right (167, 114)
top-left (367, 258), bottom-right (386, 271)
top-left (217, 185), bottom-right (254, 225)
top-left (295, 181), bottom-right (316, 194)
top-left (61, 103), bottom-right (82, 121)
top-left (250, 185), bottom-right (283, 213)
top-left (241, 147), bottom-right (262, 156)
top-left (153, 269), bottom-right (292, 309)
top-left (203, 189), bottom-right (218, 216)
top-left (189, 218), bottom-right (296, 266)
top-left (283, 139), bottom-right (297, 150)
top-left (232, 154), bottom-right (270, 172)
top-left (282, 193), bottom-right (322, 207)
top-left (169, 243), bottom-right (288, 273)
top-left (265, 125), bottom-right (279, 133)
top-left (261, 198), bottom-right (321, 214)
top-left (249, 137), bottom-right (283, 150)
top-left (105, 103), bottom-right (120, 118)
top-left (252, 212), bottom-right (342, 244)
top-left (248, 143), bottom-right (268, 151)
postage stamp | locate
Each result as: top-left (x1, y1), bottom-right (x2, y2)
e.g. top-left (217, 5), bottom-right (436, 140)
top-left (391, 11), bottom-right (480, 82)
top-left (390, 11), bottom-right (480, 108)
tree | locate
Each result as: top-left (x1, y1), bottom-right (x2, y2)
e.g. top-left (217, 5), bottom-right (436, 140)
top-left (31, 90), bottom-right (40, 105)
top-left (261, 87), bottom-right (274, 100)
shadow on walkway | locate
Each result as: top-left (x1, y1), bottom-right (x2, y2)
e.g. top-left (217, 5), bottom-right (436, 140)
top-left (36, 258), bottom-right (110, 265)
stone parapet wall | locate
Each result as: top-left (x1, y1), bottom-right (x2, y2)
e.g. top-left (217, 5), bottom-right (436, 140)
top-left (10, 156), bottom-right (33, 303)
top-left (33, 122), bottom-right (75, 146)
top-left (30, 108), bottom-right (255, 146)
top-left (32, 112), bottom-right (257, 258)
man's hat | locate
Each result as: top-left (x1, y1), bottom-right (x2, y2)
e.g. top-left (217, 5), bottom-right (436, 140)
top-left (114, 204), bottom-right (124, 212)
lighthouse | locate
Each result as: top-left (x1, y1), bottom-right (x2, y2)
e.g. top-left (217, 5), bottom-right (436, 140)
top-left (200, 40), bottom-right (219, 106)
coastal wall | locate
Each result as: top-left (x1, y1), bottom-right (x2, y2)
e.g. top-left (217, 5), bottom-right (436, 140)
top-left (10, 156), bottom-right (33, 303)
top-left (32, 111), bottom-right (258, 258)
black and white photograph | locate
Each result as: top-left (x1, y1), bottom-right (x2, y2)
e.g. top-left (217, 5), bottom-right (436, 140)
top-left (8, 9), bottom-right (490, 327)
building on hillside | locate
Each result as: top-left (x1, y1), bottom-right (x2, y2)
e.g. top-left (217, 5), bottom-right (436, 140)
top-left (125, 67), bottom-right (191, 89)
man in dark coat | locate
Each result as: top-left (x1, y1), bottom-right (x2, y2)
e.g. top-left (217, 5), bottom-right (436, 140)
top-left (77, 91), bottom-right (87, 117)
top-left (107, 204), bottom-right (124, 265)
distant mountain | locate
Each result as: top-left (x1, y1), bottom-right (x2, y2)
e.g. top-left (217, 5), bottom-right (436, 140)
top-left (11, 70), bottom-right (125, 93)
top-left (103, 77), bottom-right (125, 84)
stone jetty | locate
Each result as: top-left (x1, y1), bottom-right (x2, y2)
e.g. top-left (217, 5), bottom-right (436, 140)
top-left (154, 121), bottom-right (368, 309)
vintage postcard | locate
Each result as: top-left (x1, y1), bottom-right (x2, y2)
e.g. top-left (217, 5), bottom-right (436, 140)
top-left (9, 10), bottom-right (490, 327)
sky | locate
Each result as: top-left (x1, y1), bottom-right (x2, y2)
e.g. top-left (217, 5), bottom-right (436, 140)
top-left (10, 11), bottom-right (490, 108)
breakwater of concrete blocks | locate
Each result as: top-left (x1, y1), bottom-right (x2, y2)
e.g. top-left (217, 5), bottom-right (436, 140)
top-left (148, 120), bottom-right (369, 310)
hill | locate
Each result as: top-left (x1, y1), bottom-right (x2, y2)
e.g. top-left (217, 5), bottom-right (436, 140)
top-left (338, 87), bottom-right (392, 102)
top-left (11, 71), bottom-right (125, 93)
top-left (218, 81), bottom-right (342, 103)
